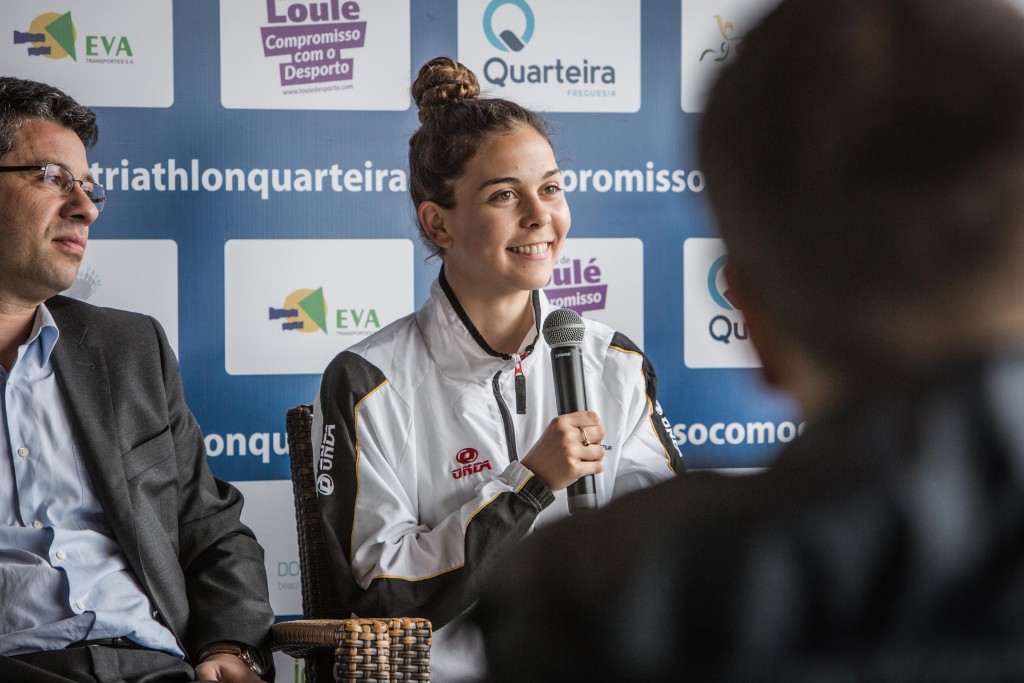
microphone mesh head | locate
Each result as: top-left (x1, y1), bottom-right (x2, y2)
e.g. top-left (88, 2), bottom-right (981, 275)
top-left (543, 308), bottom-right (585, 347)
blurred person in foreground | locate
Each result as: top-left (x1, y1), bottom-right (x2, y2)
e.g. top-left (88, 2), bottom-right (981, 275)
top-left (0, 77), bottom-right (273, 682)
top-left (474, 0), bottom-right (1024, 679)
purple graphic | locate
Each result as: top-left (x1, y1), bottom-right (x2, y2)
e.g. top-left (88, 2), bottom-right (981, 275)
top-left (260, 1), bottom-right (367, 87)
top-left (545, 257), bottom-right (608, 314)
top-left (13, 31), bottom-right (50, 56)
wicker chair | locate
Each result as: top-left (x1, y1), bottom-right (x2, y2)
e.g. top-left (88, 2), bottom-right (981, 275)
top-left (271, 404), bottom-right (432, 682)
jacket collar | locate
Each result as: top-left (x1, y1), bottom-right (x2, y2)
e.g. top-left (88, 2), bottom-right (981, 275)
top-left (417, 269), bottom-right (546, 380)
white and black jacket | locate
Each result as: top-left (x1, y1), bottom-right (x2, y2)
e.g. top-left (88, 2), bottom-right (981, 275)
top-left (312, 273), bottom-right (682, 671)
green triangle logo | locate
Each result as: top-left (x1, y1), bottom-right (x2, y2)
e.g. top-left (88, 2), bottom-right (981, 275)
top-left (298, 287), bottom-right (328, 334)
top-left (45, 12), bottom-right (76, 61)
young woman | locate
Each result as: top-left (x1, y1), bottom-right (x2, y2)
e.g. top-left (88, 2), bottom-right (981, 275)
top-left (313, 56), bottom-right (683, 680)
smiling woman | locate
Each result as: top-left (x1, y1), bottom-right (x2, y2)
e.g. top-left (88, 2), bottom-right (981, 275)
top-left (311, 55), bottom-right (683, 682)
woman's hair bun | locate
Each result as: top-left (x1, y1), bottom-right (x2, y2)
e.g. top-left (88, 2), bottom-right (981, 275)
top-left (411, 56), bottom-right (481, 123)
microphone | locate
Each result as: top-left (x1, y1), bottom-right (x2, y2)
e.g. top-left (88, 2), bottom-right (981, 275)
top-left (542, 308), bottom-right (598, 514)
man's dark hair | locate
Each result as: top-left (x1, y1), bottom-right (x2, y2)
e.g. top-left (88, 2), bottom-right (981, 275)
top-left (699, 0), bottom-right (1024, 374)
top-left (0, 77), bottom-right (98, 160)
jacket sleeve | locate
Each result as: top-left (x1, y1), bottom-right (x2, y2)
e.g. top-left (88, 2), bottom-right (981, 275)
top-left (606, 332), bottom-right (685, 499)
top-left (313, 351), bottom-right (554, 629)
top-left (150, 316), bottom-right (274, 668)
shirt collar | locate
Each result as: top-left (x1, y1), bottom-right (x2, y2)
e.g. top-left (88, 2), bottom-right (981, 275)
top-left (32, 303), bottom-right (61, 366)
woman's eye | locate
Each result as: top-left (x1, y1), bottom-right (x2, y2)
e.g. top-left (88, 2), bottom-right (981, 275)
top-left (492, 190), bottom-right (515, 202)
top-left (543, 184), bottom-right (562, 195)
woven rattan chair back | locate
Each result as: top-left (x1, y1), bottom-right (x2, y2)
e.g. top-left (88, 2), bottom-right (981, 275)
top-left (286, 403), bottom-right (347, 682)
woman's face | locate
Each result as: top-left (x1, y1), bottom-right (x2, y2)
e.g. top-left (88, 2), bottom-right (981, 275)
top-left (430, 124), bottom-right (570, 299)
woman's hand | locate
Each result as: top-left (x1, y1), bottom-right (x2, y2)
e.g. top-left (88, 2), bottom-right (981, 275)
top-left (520, 411), bottom-right (605, 491)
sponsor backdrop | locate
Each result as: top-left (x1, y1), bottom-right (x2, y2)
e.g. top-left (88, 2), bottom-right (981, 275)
top-left (4, 0), bottom-right (804, 670)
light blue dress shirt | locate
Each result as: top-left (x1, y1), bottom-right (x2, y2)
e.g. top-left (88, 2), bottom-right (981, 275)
top-left (0, 304), bottom-right (182, 657)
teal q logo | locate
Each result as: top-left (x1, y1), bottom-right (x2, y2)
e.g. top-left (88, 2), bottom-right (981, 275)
top-left (707, 255), bottom-right (739, 310)
top-left (483, 0), bottom-right (535, 52)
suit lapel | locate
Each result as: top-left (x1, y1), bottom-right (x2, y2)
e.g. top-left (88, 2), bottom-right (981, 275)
top-left (48, 303), bottom-right (146, 586)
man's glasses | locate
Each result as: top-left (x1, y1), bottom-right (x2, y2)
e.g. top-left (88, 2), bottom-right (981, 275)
top-left (0, 163), bottom-right (106, 213)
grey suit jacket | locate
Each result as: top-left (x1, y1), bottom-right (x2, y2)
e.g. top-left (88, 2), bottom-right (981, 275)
top-left (45, 295), bottom-right (274, 673)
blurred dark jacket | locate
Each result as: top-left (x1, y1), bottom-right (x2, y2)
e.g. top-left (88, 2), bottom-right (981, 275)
top-left (475, 352), bottom-right (1024, 682)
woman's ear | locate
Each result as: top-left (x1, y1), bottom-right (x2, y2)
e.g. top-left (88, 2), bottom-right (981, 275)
top-left (418, 201), bottom-right (453, 250)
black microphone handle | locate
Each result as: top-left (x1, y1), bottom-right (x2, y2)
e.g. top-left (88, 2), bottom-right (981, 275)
top-left (550, 345), bottom-right (598, 513)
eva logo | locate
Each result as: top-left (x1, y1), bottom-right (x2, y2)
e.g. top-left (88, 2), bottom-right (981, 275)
top-left (544, 255), bottom-right (608, 315)
top-left (269, 287), bottom-right (328, 333)
top-left (14, 12), bottom-right (76, 59)
top-left (268, 287), bottom-right (383, 337)
top-left (483, 0), bottom-right (534, 52)
top-left (452, 447), bottom-right (493, 479)
top-left (13, 12), bottom-right (134, 63)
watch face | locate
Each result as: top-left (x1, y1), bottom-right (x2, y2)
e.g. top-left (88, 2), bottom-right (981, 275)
top-left (242, 649), bottom-right (266, 676)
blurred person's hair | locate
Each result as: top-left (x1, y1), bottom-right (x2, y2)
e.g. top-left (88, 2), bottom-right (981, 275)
top-left (699, 0), bottom-right (1024, 377)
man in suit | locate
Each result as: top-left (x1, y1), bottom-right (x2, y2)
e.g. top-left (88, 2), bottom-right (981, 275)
top-left (0, 78), bottom-right (274, 681)
top-left (475, 0), bottom-right (1024, 680)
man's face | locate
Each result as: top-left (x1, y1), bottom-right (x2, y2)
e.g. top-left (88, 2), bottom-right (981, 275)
top-left (0, 117), bottom-right (99, 308)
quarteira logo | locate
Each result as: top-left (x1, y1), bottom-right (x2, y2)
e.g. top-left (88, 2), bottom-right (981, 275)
top-left (14, 12), bottom-right (77, 60)
top-left (483, 0), bottom-right (534, 52)
top-left (268, 287), bottom-right (328, 334)
top-left (707, 255), bottom-right (739, 311)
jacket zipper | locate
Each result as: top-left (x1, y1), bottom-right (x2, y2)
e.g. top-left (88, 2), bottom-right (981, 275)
top-left (492, 370), bottom-right (518, 462)
top-left (512, 354), bottom-right (527, 415)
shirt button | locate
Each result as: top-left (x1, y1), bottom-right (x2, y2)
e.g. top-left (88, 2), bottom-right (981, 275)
top-left (17, 447), bottom-right (29, 458)
top-left (75, 601), bottom-right (85, 611)
top-left (55, 550), bottom-right (66, 561)
top-left (32, 520), bottom-right (43, 529)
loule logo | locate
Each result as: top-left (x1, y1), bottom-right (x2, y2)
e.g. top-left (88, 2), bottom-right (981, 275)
top-left (14, 12), bottom-right (135, 64)
top-left (452, 447), bottom-right (493, 480)
top-left (260, 0), bottom-right (368, 88)
top-left (544, 255), bottom-right (608, 315)
top-left (706, 255), bottom-right (748, 345)
top-left (483, 0), bottom-right (534, 52)
top-left (269, 287), bottom-right (328, 334)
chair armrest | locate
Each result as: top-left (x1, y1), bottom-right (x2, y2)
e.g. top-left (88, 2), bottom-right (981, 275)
top-left (271, 617), bottom-right (431, 681)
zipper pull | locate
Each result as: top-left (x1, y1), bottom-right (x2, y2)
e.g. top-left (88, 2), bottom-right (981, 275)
top-left (514, 358), bottom-right (526, 415)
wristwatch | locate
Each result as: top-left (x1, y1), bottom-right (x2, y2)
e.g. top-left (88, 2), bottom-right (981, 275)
top-left (198, 641), bottom-right (267, 677)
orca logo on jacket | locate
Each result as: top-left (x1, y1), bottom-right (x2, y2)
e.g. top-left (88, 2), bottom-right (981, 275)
top-left (456, 447), bottom-right (479, 465)
top-left (317, 424), bottom-right (336, 495)
top-left (452, 448), bottom-right (492, 479)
